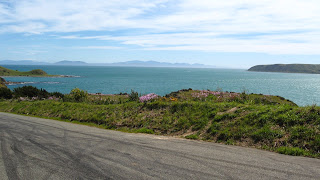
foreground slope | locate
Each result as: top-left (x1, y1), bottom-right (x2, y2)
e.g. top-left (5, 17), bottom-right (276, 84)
top-left (0, 89), bottom-right (319, 158)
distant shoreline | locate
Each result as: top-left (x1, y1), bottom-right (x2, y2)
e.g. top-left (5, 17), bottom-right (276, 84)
top-left (248, 64), bottom-right (320, 74)
top-left (0, 60), bottom-right (217, 68)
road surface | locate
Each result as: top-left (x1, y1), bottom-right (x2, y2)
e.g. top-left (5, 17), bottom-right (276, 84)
top-left (0, 112), bottom-right (319, 179)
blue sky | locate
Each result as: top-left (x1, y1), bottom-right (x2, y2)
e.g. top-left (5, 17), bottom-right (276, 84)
top-left (1, 0), bottom-right (320, 68)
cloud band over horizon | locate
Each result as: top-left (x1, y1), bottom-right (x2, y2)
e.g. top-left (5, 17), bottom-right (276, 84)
top-left (1, 0), bottom-right (320, 67)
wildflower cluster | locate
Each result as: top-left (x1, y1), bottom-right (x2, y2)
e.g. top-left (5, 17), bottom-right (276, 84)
top-left (139, 93), bottom-right (158, 103)
top-left (192, 90), bottom-right (220, 98)
top-left (161, 97), bottom-right (178, 102)
top-left (192, 90), bottom-right (240, 101)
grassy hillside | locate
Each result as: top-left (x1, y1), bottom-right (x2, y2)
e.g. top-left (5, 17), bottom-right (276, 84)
top-left (248, 64), bottom-right (320, 74)
top-left (0, 66), bottom-right (54, 76)
top-left (0, 89), bottom-right (319, 158)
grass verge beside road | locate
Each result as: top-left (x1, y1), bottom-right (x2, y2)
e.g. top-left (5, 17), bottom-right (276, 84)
top-left (0, 89), bottom-right (319, 158)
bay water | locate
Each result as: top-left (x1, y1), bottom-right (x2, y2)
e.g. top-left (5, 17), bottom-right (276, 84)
top-left (2, 65), bottom-right (320, 106)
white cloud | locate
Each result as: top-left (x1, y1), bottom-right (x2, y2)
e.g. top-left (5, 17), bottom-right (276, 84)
top-left (1, 0), bottom-right (168, 32)
top-left (1, 0), bottom-right (320, 54)
top-left (74, 46), bottom-right (123, 50)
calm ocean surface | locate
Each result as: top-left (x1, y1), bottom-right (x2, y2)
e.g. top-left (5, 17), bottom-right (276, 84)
top-left (2, 65), bottom-right (320, 106)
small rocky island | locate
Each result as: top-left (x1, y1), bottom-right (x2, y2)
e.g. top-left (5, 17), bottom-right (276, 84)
top-left (248, 64), bottom-right (320, 74)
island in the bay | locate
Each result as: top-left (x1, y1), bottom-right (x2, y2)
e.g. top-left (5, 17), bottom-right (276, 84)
top-left (248, 64), bottom-right (320, 74)
top-left (0, 66), bottom-right (54, 77)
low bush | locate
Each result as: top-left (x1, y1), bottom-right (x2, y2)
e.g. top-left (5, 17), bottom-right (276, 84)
top-left (67, 88), bottom-right (88, 102)
top-left (129, 90), bottom-right (139, 101)
top-left (13, 86), bottom-right (50, 98)
top-left (0, 87), bottom-right (13, 99)
top-left (50, 91), bottom-right (64, 98)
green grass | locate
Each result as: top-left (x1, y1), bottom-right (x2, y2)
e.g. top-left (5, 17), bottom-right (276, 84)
top-left (0, 89), bottom-right (319, 158)
top-left (185, 134), bottom-right (199, 140)
top-left (0, 66), bottom-right (56, 77)
top-left (135, 128), bottom-right (155, 134)
top-left (276, 147), bottom-right (309, 156)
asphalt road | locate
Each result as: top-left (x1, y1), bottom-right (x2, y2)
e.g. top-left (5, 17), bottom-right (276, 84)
top-left (0, 112), bottom-right (320, 180)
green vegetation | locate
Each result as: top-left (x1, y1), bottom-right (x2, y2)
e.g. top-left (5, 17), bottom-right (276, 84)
top-left (0, 66), bottom-right (55, 76)
top-left (128, 89), bottom-right (139, 101)
top-left (0, 77), bottom-right (7, 88)
top-left (63, 88), bottom-right (88, 102)
top-left (276, 147), bottom-right (309, 156)
top-left (185, 134), bottom-right (199, 140)
top-left (0, 88), bottom-right (319, 158)
top-left (0, 87), bottom-right (12, 99)
top-left (0, 86), bottom-right (63, 99)
top-left (248, 64), bottom-right (320, 74)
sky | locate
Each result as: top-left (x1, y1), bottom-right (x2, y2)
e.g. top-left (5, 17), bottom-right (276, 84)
top-left (0, 0), bottom-right (320, 68)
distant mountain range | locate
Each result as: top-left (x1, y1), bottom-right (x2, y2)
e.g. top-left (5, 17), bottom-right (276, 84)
top-left (0, 60), bottom-right (214, 68)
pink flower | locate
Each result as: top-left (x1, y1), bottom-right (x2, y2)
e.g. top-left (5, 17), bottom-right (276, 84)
top-left (139, 93), bottom-right (158, 102)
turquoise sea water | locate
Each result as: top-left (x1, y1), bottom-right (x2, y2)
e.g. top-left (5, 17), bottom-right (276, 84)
top-left (2, 65), bottom-right (320, 106)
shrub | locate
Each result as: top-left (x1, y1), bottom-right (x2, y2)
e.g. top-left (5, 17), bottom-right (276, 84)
top-left (68, 88), bottom-right (88, 102)
top-left (0, 87), bottom-right (13, 99)
top-left (129, 90), bottom-right (139, 101)
top-left (13, 86), bottom-right (50, 98)
top-left (50, 91), bottom-right (64, 98)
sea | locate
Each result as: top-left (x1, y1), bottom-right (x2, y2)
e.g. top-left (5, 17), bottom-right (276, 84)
top-left (2, 65), bottom-right (320, 106)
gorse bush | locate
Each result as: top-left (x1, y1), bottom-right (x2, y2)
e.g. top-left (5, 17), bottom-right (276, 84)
top-left (13, 86), bottom-right (50, 98)
top-left (0, 87), bottom-right (13, 99)
top-left (50, 91), bottom-right (64, 98)
top-left (12, 86), bottom-right (62, 99)
top-left (64, 88), bottom-right (88, 102)
top-left (129, 90), bottom-right (139, 101)
top-left (8, 86), bottom-right (64, 100)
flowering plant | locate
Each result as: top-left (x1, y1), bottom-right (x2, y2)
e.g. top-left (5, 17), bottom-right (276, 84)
top-left (192, 90), bottom-right (239, 101)
top-left (139, 93), bottom-right (158, 103)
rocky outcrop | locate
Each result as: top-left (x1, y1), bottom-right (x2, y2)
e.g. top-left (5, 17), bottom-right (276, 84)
top-left (0, 77), bottom-right (7, 88)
